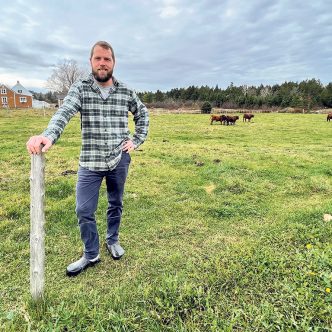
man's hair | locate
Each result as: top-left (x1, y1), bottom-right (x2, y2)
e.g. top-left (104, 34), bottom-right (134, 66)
top-left (90, 41), bottom-right (115, 62)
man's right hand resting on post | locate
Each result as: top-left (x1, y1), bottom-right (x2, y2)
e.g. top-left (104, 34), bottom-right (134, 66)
top-left (26, 136), bottom-right (52, 155)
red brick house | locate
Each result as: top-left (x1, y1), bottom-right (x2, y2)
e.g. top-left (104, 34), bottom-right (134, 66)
top-left (0, 81), bottom-right (33, 108)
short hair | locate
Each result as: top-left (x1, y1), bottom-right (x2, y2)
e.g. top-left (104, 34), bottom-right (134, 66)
top-left (90, 41), bottom-right (115, 62)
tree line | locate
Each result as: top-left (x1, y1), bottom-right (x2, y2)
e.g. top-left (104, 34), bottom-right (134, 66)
top-left (29, 90), bottom-right (58, 104)
top-left (137, 79), bottom-right (332, 110)
top-left (31, 78), bottom-right (332, 110)
top-left (30, 57), bottom-right (332, 111)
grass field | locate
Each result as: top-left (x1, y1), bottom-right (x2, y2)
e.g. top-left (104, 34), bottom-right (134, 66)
top-left (0, 109), bottom-right (332, 331)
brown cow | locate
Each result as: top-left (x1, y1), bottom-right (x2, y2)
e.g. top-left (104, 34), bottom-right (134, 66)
top-left (210, 114), bottom-right (227, 125)
top-left (327, 113), bottom-right (332, 122)
top-left (226, 115), bottom-right (239, 125)
top-left (243, 113), bottom-right (254, 122)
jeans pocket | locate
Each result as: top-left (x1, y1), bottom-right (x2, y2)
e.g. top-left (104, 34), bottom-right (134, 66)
top-left (122, 151), bottom-right (131, 164)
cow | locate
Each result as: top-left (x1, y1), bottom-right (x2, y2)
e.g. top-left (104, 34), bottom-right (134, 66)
top-left (243, 113), bottom-right (254, 122)
top-left (221, 115), bottom-right (228, 125)
top-left (226, 115), bottom-right (239, 125)
top-left (327, 113), bottom-right (332, 122)
top-left (210, 114), bottom-right (227, 125)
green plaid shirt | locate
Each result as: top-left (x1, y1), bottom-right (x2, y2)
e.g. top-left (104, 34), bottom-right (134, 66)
top-left (43, 74), bottom-right (149, 171)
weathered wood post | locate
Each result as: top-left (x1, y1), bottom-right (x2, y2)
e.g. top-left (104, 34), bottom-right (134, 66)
top-left (30, 150), bottom-right (45, 300)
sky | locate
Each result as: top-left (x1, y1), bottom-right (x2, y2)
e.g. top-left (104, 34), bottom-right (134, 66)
top-left (0, 0), bottom-right (331, 92)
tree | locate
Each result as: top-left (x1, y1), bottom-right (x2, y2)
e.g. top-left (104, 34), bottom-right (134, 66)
top-left (299, 79), bottom-right (323, 108)
top-left (290, 94), bottom-right (304, 109)
top-left (154, 90), bottom-right (165, 102)
top-left (45, 91), bottom-right (58, 103)
top-left (201, 101), bottom-right (212, 114)
top-left (46, 59), bottom-right (87, 93)
top-left (142, 92), bottom-right (153, 103)
top-left (321, 83), bottom-right (332, 107)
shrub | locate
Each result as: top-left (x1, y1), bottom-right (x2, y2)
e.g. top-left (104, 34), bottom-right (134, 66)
top-left (200, 101), bottom-right (212, 114)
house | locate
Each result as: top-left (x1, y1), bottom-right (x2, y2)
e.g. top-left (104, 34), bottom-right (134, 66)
top-left (32, 100), bottom-right (51, 109)
top-left (0, 81), bottom-right (33, 108)
top-left (0, 84), bottom-right (13, 108)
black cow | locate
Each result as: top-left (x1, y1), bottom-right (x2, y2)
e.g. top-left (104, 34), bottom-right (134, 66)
top-left (226, 115), bottom-right (239, 125)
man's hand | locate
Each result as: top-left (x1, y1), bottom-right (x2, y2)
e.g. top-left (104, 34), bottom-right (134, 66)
top-left (26, 136), bottom-right (52, 154)
top-left (122, 140), bottom-right (135, 153)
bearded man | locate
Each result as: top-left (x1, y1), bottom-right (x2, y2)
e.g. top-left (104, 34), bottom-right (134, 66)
top-left (27, 41), bottom-right (149, 276)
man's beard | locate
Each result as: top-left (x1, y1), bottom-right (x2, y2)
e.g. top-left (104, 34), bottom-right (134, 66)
top-left (92, 68), bottom-right (113, 83)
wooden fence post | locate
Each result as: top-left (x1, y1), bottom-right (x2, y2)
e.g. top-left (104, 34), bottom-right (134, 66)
top-left (30, 151), bottom-right (45, 300)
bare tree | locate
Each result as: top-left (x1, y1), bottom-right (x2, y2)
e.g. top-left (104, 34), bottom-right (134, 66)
top-left (46, 59), bottom-right (87, 93)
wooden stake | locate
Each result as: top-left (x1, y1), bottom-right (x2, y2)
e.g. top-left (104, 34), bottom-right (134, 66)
top-left (30, 151), bottom-right (45, 300)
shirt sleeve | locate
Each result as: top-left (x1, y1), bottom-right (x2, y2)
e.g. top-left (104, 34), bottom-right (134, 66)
top-left (129, 91), bottom-right (149, 148)
top-left (42, 83), bottom-right (82, 144)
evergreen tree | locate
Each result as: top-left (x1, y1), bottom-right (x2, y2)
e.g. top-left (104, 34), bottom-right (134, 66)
top-left (321, 83), bottom-right (332, 107)
top-left (201, 101), bottom-right (212, 114)
top-left (154, 90), bottom-right (165, 102)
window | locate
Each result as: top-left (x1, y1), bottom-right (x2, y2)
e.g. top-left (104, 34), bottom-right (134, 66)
top-left (2, 97), bottom-right (8, 103)
top-left (1, 89), bottom-right (6, 94)
top-left (18, 89), bottom-right (23, 93)
top-left (20, 97), bottom-right (27, 103)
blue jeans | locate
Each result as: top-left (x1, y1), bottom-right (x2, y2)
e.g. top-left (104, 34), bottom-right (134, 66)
top-left (75, 152), bottom-right (131, 260)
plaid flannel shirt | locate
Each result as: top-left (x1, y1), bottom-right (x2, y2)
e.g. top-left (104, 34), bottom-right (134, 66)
top-left (43, 74), bottom-right (149, 171)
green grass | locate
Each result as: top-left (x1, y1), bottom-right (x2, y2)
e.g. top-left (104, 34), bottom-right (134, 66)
top-left (0, 109), bottom-right (332, 331)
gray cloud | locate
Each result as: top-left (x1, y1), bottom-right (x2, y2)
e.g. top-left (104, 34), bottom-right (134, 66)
top-left (0, 0), bottom-right (331, 92)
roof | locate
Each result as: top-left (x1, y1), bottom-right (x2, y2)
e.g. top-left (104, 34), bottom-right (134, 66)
top-left (0, 83), bottom-right (11, 89)
top-left (11, 81), bottom-right (32, 96)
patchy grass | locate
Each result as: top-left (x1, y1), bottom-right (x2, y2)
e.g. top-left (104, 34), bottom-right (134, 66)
top-left (0, 109), bottom-right (331, 331)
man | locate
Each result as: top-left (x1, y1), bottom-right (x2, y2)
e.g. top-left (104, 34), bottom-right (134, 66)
top-left (26, 41), bottom-right (149, 277)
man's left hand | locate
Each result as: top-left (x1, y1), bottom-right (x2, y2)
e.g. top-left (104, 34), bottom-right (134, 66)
top-left (122, 140), bottom-right (135, 153)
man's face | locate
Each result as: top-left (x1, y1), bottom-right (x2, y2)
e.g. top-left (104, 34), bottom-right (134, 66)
top-left (90, 45), bottom-right (115, 84)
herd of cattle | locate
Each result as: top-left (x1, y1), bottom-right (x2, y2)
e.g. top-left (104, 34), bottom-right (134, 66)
top-left (210, 113), bottom-right (254, 125)
top-left (210, 112), bottom-right (332, 125)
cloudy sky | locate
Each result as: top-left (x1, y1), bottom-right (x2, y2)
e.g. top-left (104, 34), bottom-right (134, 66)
top-left (1, 0), bottom-right (331, 92)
